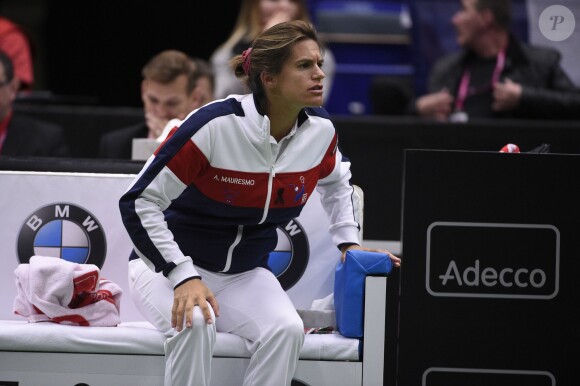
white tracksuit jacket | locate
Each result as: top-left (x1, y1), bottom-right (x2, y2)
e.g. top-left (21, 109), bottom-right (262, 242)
top-left (119, 94), bottom-right (360, 288)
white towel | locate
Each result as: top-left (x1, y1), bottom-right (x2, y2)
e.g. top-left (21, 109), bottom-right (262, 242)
top-left (13, 256), bottom-right (122, 326)
top-left (310, 293), bottom-right (334, 310)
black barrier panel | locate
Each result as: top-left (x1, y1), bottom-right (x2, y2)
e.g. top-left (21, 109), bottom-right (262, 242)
top-left (0, 156), bottom-right (145, 174)
top-left (333, 116), bottom-right (580, 241)
top-left (13, 104), bottom-right (143, 158)
top-left (395, 149), bottom-right (580, 386)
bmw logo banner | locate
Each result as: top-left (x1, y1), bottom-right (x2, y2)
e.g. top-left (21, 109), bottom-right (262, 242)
top-left (17, 203), bottom-right (107, 268)
top-left (0, 171), bottom-right (341, 321)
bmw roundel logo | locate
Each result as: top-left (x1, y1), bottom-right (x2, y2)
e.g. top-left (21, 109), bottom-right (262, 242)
top-left (268, 218), bottom-right (309, 290)
top-left (17, 203), bottom-right (107, 268)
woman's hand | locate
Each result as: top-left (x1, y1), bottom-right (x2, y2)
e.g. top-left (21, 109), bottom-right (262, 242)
top-left (172, 278), bottom-right (220, 332)
top-left (340, 244), bottom-right (401, 267)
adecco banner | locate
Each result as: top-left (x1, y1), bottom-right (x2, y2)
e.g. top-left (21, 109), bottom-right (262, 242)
top-left (0, 171), bottom-right (342, 322)
top-left (426, 222), bottom-right (560, 299)
top-left (395, 150), bottom-right (580, 386)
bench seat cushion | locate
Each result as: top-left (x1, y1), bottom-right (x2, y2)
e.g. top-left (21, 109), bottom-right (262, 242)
top-left (0, 320), bottom-right (360, 361)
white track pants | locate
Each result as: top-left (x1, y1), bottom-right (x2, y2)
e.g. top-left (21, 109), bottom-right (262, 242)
top-left (128, 259), bottom-right (304, 386)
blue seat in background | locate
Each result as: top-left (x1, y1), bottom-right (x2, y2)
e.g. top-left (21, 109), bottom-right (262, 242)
top-left (310, 1), bottom-right (415, 115)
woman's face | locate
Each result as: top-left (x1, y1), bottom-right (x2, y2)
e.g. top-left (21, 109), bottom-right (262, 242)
top-left (259, 0), bottom-right (301, 28)
top-left (268, 39), bottom-right (325, 110)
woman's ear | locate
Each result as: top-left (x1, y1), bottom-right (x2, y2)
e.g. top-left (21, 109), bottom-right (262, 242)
top-left (261, 71), bottom-right (277, 90)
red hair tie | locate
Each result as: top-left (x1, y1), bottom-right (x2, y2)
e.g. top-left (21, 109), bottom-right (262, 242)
top-left (242, 48), bottom-right (252, 75)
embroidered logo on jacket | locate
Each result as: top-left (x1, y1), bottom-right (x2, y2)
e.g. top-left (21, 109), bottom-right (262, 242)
top-left (275, 176), bottom-right (308, 206)
top-left (213, 174), bottom-right (255, 186)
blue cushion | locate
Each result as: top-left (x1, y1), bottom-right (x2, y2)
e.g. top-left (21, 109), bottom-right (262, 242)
top-left (334, 250), bottom-right (393, 338)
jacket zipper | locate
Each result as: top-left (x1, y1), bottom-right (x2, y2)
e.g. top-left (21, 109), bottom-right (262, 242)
top-left (223, 117), bottom-right (275, 271)
top-left (259, 164), bottom-right (275, 224)
top-left (220, 225), bottom-right (243, 273)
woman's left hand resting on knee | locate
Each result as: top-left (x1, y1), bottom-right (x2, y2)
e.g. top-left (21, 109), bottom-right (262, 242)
top-left (341, 244), bottom-right (401, 267)
top-left (172, 278), bottom-right (220, 331)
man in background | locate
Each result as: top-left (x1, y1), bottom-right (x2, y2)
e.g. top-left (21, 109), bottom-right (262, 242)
top-left (98, 50), bottom-right (214, 159)
top-left (411, 0), bottom-right (580, 121)
top-left (0, 50), bottom-right (68, 157)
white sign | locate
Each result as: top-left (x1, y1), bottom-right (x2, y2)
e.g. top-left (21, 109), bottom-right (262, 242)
top-left (0, 171), bottom-right (341, 322)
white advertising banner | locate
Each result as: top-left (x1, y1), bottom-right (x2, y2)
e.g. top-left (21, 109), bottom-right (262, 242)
top-left (0, 171), bottom-right (341, 322)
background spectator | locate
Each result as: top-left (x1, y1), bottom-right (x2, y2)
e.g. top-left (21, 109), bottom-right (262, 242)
top-left (0, 50), bottom-right (68, 157)
top-left (411, 0), bottom-right (580, 121)
top-left (98, 50), bottom-right (214, 159)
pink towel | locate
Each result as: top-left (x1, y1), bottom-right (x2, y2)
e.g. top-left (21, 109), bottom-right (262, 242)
top-left (13, 256), bottom-right (122, 326)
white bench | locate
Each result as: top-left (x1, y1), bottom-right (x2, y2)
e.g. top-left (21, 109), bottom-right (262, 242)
top-left (0, 276), bottom-right (386, 386)
top-left (0, 171), bottom-right (389, 386)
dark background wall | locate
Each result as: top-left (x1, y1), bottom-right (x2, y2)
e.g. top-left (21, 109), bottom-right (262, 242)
top-left (2, 0), bottom-right (540, 112)
top-left (44, 1), bottom-right (242, 106)
top-left (1, 0), bottom-right (241, 106)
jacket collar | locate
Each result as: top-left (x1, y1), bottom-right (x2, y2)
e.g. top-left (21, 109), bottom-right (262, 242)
top-left (243, 94), bottom-right (311, 139)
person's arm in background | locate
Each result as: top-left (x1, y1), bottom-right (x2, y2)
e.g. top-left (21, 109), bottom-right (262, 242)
top-left (414, 89), bottom-right (455, 121)
top-left (407, 54), bottom-right (460, 120)
top-left (494, 47), bottom-right (580, 119)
